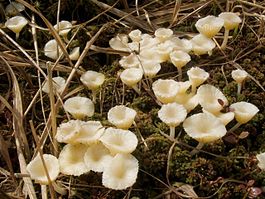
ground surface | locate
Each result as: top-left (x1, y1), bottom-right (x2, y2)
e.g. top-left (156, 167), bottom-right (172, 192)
top-left (0, 0), bottom-right (265, 198)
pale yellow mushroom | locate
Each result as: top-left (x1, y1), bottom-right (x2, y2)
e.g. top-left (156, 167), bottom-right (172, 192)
top-left (120, 68), bottom-right (143, 94)
top-left (170, 50), bottom-right (191, 80)
top-left (44, 39), bottom-right (63, 60)
top-left (5, 16), bottom-right (28, 39)
top-left (191, 34), bottom-right (216, 56)
top-left (256, 152), bottom-right (265, 170)
top-left (231, 69), bottom-right (248, 95)
top-left (42, 76), bottom-right (66, 94)
top-left (154, 28), bottom-right (173, 42)
top-left (187, 67), bottom-right (209, 93)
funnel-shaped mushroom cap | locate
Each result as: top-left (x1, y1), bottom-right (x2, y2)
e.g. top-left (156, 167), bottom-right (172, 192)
top-left (74, 121), bottom-right (105, 144)
top-left (109, 34), bottom-right (129, 51)
top-left (42, 76), bottom-right (66, 94)
top-left (231, 69), bottom-right (248, 83)
top-left (102, 153), bottom-right (139, 190)
top-left (140, 60), bottom-right (161, 78)
top-left (176, 81), bottom-right (191, 94)
top-left (256, 152), bottom-right (265, 170)
top-left (197, 84), bottom-right (228, 114)
top-left (99, 127), bottom-right (138, 154)
top-left (218, 12), bottom-right (242, 30)
top-left (63, 96), bottom-right (94, 119)
top-left (5, 16), bottom-right (28, 34)
top-left (80, 70), bottom-right (105, 90)
top-left (140, 48), bottom-right (163, 63)
top-left (158, 103), bottom-right (187, 127)
top-left (183, 113), bottom-right (227, 143)
top-left (119, 53), bottom-right (140, 69)
top-left (168, 37), bottom-right (192, 53)
top-left (139, 36), bottom-right (159, 51)
top-left (195, 15), bottom-right (224, 38)
top-left (175, 93), bottom-right (199, 113)
top-left (58, 144), bottom-right (89, 176)
top-left (230, 102), bottom-right (259, 124)
top-left (120, 68), bottom-right (143, 87)
top-left (129, 29), bottom-right (142, 42)
top-left (53, 20), bottom-right (72, 36)
top-left (155, 42), bottom-right (174, 62)
top-left (44, 39), bottom-right (63, 60)
top-left (108, 105), bottom-right (137, 129)
top-left (152, 79), bottom-right (179, 104)
top-left (191, 34), bottom-right (216, 55)
top-left (84, 142), bottom-right (112, 172)
top-left (187, 67), bottom-right (209, 87)
top-left (26, 154), bottom-right (60, 185)
top-left (203, 109), bottom-right (235, 126)
top-left (55, 120), bottom-right (82, 143)
top-left (154, 28), bottom-right (173, 42)
top-left (69, 47), bottom-right (80, 61)
top-left (170, 50), bottom-right (191, 68)
top-left (5, 2), bottom-right (25, 16)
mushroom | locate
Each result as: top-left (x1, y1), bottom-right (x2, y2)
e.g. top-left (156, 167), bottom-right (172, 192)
top-left (84, 142), bottom-right (113, 172)
top-left (158, 102), bottom-right (187, 138)
top-left (53, 20), bottom-right (72, 41)
top-left (69, 47), bottom-right (80, 61)
top-left (256, 152), bottom-right (265, 170)
top-left (154, 28), bottom-right (173, 43)
top-left (120, 68), bottom-right (143, 94)
top-left (128, 29), bottom-right (142, 42)
top-left (5, 2), bottom-right (25, 17)
top-left (152, 79), bottom-right (179, 104)
top-left (26, 154), bottom-right (60, 185)
top-left (109, 34), bottom-right (130, 52)
top-left (197, 84), bottom-right (228, 114)
top-left (119, 53), bottom-right (140, 69)
top-left (99, 127), bottom-right (138, 155)
top-left (191, 34), bottom-right (216, 56)
top-left (140, 60), bottom-right (161, 79)
top-left (187, 67), bottom-right (209, 93)
top-left (218, 12), bottom-right (242, 49)
top-left (102, 153), bottom-right (139, 190)
top-left (170, 50), bottom-right (191, 80)
top-left (55, 120), bottom-right (82, 143)
top-left (44, 39), bottom-right (63, 60)
top-left (155, 42), bottom-right (174, 62)
top-left (231, 69), bottom-right (248, 95)
top-left (63, 96), bottom-right (94, 120)
top-left (203, 109), bottom-right (235, 126)
top-left (42, 76), bottom-right (66, 94)
top-left (58, 144), bottom-right (89, 176)
top-left (80, 70), bottom-right (105, 102)
top-left (140, 48), bottom-right (163, 63)
top-left (183, 112), bottom-right (227, 154)
top-left (229, 102), bottom-right (259, 132)
top-left (167, 37), bottom-right (192, 53)
top-left (107, 105), bottom-right (137, 129)
top-left (5, 16), bottom-right (28, 39)
top-left (195, 15), bottom-right (224, 38)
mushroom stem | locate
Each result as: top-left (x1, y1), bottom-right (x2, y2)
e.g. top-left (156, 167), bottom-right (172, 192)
top-left (190, 142), bottom-right (204, 155)
top-left (177, 67), bottom-right (182, 81)
top-left (221, 28), bottom-right (230, 50)
top-left (191, 84), bottom-right (197, 94)
top-left (132, 84), bottom-right (141, 95)
top-left (92, 90), bottom-right (97, 103)
top-left (41, 185), bottom-right (48, 199)
top-left (52, 182), bottom-right (67, 195)
top-left (16, 32), bottom-right (19, 40)
top-left (169, 126), bottom-right (175, 138)
top-left (228, 122), bottom-right (241, 133)
top-left (237, 83), bottom-right (242, 95)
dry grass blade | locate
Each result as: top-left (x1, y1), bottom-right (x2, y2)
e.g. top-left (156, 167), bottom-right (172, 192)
top-left (169, 0), bottom-right (182, 28)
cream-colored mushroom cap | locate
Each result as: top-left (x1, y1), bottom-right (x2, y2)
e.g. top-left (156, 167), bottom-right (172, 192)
top-left (218, 12), bottom-right (242, 30)
top-left (168, 37), bottom-right (192, 53)
top-left (84, 142), bottom-right (112, 172)
top-left (187, 67), bottom-right (209, 88)
top-left (63, 96), bottom-right (94, 119)
top-left (26, 154), bottom-right (60, 185)
top-left (109, 34), bottom-right (129, 52)
top-left (119, 53), bottom-right (140, 69)
top-left (176, 81), bottom-right (191, 94)
top-left (5, 2), bottom-right (25, 16)
top-left (42, 76), bottom-right (66, 94)
top-left (197, 84), bottom-right (228, 114)
top-left (139, 37), bottom-right (159, 51)
top-left (5, 16), bottom-right (28, 34)
top-left (140, 48), bottom-right (163, 63)
top-left (58, 144), bottom-right (89, 176)
top-left (256, 152), bottom-right (265, 170)
top-left (53, 20), bottom-right (72, 37)
top-left (154, 28), bottom-right (173, 42)
top-left (102, 153), bottom-right (138, 190)
top-left (120, 68), bottom-right (143, 87)
top-left (152, 79), bottom-right (179, 104)
top-left (55, 120), bottom-right (81, 143)
top-left (170, 50), bottom-right (191, 68)
top-left (195, 15), bottom-right (224, 38)
top-left (140, 60), bottom-right (161, 78)
top-left (107, 105), bottom-right (137, 129)
top-left (80, 70), bottom-right (105, 90)
top-left (155, 42), bottom-right (174, 62)
top-left (175, 93), bottom-right (199, 113)
top-left (191, 34), bottom-right (216, 56)
top-left (230, 102), bottom-right (259, 124)
top-left (129, 29), bottom-right (142, 42)
top-left (44, 39), bottom-right (63, 60)
top-left (158, 103), bottom-right (187, 127)
top-left (69, 47), bottom-right (80, 61)
top-left (183, 113), bottom-right (227, 143)
top-left (99, 127), bottom-right (138, 154)
top-left (231, 69), bottom-right (248, 83)
top-left (203, 109), bottom-right (235, 126)
top-left (73, 121), bottom-right (105, 144)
